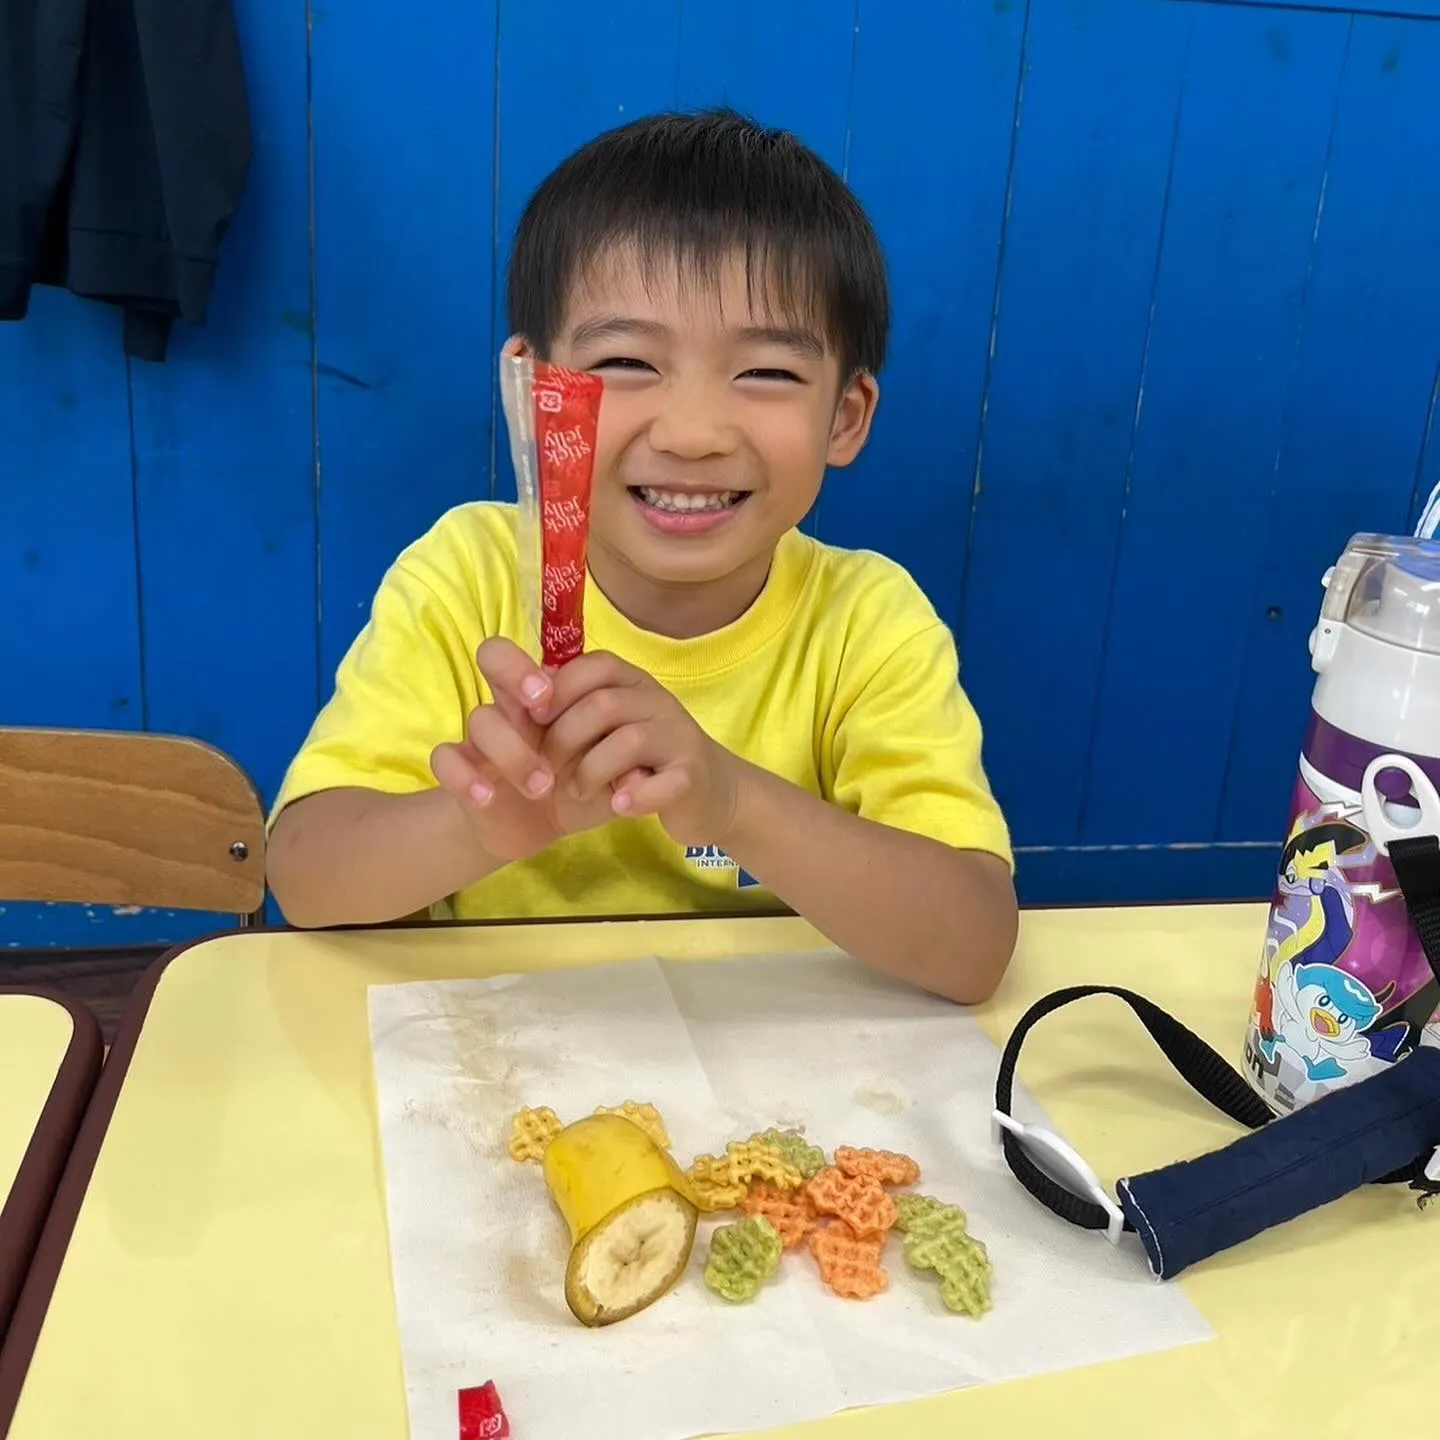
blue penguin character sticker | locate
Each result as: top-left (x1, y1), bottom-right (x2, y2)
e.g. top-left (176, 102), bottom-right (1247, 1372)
top-left (1262, 962), bottom-right (1391, 1084)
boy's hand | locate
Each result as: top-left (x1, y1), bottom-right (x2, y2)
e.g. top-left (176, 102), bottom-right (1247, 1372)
top-left (539, 652), bottom-right (744, 847)
top-left (429, 638), bottom-right (619, 862)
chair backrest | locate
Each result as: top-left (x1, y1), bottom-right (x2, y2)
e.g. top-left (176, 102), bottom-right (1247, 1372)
top-left (0, 727), bottom-right (266, 921)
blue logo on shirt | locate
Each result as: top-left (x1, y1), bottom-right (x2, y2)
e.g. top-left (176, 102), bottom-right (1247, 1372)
top-left (684, 844), bottom-right (762, 889)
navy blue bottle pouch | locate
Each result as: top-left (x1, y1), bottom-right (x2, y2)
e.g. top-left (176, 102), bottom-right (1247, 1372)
top-left (992, 836), bottom-right (1440, 1280)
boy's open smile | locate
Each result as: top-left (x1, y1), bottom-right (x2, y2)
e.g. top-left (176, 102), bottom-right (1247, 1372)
top-left (628, 484), bottom-right (752, 535)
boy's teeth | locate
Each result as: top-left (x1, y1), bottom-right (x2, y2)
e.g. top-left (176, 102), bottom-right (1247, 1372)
top-left (638, 487), bottom-right (740, 513)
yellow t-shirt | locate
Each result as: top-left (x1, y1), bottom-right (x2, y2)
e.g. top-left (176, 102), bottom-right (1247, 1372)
top-left (270, 501), bottom-right (1011, 920)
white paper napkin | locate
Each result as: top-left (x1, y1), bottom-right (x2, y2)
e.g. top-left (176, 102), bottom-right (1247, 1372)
top-left (368, 952), bottom-right (1212, 1440)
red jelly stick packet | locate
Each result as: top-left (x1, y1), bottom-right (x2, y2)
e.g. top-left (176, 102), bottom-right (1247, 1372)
top-left (458, 1380), bottom-right (510, 1439)
top-left (500, 354), bottom-right (604, 668)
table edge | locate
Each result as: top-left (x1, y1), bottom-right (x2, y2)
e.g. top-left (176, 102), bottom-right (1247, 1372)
top-left (0, 989), bottom-right (103, 1378)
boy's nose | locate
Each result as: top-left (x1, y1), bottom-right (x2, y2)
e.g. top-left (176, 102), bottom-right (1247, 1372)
top-left (646, 379), bottom-right (737, 460)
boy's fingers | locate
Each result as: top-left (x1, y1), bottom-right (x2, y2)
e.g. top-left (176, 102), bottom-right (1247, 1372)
top-left (431, 742), bottom-right (496, 808)
top-left (490, 682), bottom-right (543, 741)
top-left (611, 767), bottom-right (689, 817)
top-left (542, 650), bottom-right (645, 719)
top-left (477, 637), bottom-right (553, 713)
top-left (467, 705), bottom-right (554, 799)
top-left (567, 722), bottom-right (653, 801)
top-left (612, 766), bottom-right (650, 794)
top-left (542, 685), bottom-right (649, 776)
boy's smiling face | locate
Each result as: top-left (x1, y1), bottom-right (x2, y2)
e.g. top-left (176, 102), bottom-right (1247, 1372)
top-left (517, 248), bottom-right (879, 638)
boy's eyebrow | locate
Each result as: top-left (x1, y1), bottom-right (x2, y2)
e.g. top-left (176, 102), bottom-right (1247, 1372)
top-left (567, 316), bottom-right (669, 351)
top-left (567, 316), bottom-right (826, 360)
top-left (735, 325), bottom-right (826, 359)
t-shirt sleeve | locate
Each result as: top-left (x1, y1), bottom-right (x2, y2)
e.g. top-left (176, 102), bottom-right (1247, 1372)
top-left (268, 560), bottom-right (481, 825)
top-left (828, 622), bottom-right (1013, 869)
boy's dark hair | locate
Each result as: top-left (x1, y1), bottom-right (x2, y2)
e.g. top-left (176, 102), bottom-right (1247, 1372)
top-left (506, 108), bottom-right (889, 378)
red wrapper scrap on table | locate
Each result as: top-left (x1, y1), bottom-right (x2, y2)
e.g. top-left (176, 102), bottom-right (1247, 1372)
top-left (500, 354), bottom-right (603, 668)
top-left (458, 1380), bottom-right (510, 1439)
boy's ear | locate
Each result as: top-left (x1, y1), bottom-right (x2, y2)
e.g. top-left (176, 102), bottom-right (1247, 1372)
top-left (501, 333), bottom-right (532, 359)
top-left (826, 371), bottom-right (880, 468)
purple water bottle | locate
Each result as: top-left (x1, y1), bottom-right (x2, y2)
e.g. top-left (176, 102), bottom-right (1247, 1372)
top-left (1243, 534), bottom-right (1440, 1114)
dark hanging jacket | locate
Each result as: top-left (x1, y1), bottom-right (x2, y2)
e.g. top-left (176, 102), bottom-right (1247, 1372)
top-left (0, 0), bottom-right (251, 361)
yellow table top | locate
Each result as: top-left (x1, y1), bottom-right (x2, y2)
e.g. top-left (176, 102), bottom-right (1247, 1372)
top-left (3, 906), bottom-right (1436, 1440)
top-left (0, 998), bottom-right (74, 1217)
top-left (0, 991), bottom-right (100, 1349)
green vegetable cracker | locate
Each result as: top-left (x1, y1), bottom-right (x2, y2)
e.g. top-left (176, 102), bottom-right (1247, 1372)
top-left (704, 1216), bottom-right (783, 1303)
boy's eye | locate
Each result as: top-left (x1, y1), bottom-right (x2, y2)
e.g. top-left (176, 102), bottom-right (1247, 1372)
top-left (739, 367), bottom-right (802, 383)
top-left (591, 356), bottom-right (656, 374)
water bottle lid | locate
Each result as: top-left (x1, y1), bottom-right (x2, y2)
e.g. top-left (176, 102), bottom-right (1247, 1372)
top-left (1323, 534), bottom-right (1440, 655)
top-left (1394, 548), bottom-right (1440, 583)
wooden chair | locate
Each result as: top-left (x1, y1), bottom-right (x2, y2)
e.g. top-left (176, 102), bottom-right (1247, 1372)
top-left (0, 728), bottom-right (267, 926)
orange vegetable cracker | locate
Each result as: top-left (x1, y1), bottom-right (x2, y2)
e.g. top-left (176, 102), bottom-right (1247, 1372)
top-left (835, 1145), bottom-right (921, 1188)
top-left (741, 1181), bottom-right (819, 1249)
top-left (805, 1166), bottom-right (897, 1239)
top-left (808, 1221), bottom-right (888, 1300)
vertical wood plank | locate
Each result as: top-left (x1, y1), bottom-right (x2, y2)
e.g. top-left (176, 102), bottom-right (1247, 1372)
top-left (1080, 2), bottom-right (1351, 845)
top-left (130, 0), bottom-right (318, 808)
top-left (835, 0), bottom-right (1025, 627)
top-left (311, 0), bottom-right (499, 682)
top-left (675, 0), bottom-right (854, 539)
top-left (0, 293), bottom-right (141, 731)
top-left (1219, 16), bottom-right (1440, 842)
top-left (675, 1), bottom-right (853, 171)
top-left (961, 0), bottom-right (1192, 846)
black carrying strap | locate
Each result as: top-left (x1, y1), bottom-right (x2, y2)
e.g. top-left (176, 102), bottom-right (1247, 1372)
top-left (996, 832), bottom-right (1440, 1233)
top-left (1389, 833), bottom-right (1440, 1031)
top-left (994, 986), bottom-right (1271, 1232)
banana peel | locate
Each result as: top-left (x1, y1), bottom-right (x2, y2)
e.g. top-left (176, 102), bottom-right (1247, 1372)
top-left (542, 1113), bottom-right (699, 1326)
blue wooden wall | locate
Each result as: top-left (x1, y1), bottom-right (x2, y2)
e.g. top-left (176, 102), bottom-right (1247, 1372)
top-left (4, 0), bottom-right (1440, 946)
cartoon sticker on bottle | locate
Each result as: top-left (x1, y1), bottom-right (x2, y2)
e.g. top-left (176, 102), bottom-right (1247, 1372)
top-left (1244, 781), bottom-right (1432, 1112)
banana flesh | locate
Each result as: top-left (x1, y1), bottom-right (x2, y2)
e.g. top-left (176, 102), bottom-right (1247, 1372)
top-left (543, 1113), bottom-right (698, 1326)
top-left (573, 1193), bottom-right (695, 1319)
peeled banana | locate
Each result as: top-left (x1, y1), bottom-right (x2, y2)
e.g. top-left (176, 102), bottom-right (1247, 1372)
top-left (542, 1113), bottom-right (699, 1326)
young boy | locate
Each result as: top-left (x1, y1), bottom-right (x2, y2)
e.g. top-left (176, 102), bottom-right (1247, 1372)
top-left (266, 109), bottom-right (1018, 1004)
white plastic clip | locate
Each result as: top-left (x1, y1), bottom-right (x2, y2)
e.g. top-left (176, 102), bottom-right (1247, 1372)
top-left (1361, 754), bottom-right (1440, 857)
top-left (992, 1109), bottom-right (1126, 1244)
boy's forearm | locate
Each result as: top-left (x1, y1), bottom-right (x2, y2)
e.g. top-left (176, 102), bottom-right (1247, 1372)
top-left (721, 763), bottom-right (1019, 1005)
top-left (266, 786), bottom-right (503, 929)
